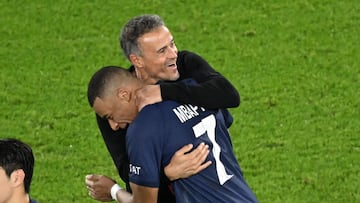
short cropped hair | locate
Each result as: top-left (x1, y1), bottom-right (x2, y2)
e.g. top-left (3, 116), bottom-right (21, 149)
top-left (87, 66), bottom-right (133, 107)
top-left (0, 138), bottom-right (34, 193)
top-left (120, 14), bottom-right (165, 59)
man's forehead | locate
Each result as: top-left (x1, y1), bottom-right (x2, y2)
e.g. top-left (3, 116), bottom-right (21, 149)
top-left (139, 27), bottom-right (172, 49)
top-left (93, 97), bottom-right (111, 118)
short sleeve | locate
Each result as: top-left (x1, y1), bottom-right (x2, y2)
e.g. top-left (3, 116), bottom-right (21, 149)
top-left (126, 105), bottom-right (165, 187)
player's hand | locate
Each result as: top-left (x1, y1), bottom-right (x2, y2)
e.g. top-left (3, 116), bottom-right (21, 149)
top-left (164, 142), bottom-right (212, 181)
top-left (135, 85), bottom-right (162, 111)
top-left (85, 174), bottom-right (115, 202)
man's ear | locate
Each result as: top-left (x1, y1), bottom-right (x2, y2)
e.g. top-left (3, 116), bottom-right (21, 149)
top-left (129, 54), bottom-right (144, 68)
top-left (10, 169), bottom-right (25, 187)
top-left (116, 88), bottom-right (131, 102)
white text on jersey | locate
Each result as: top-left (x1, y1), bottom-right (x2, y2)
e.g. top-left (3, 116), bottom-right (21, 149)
top-left (173, 104), bottom-right (204, 123)
top-left (129, 164), bottom-right (141, 175)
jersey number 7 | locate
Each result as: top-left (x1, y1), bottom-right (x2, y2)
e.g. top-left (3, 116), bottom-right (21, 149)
top-left (192, 114), bottom-right (233, 185)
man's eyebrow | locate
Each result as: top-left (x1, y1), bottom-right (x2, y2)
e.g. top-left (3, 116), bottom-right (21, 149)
top-left (157, 45), bottom-right (167, 53)
top-left (157, 38), bottom-right (174, 53)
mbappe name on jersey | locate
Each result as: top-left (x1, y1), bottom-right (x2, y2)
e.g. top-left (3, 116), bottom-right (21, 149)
top-left (172, 104), bottom-right (205, 123)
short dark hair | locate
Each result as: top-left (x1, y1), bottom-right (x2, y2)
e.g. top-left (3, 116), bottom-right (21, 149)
top-left (120, 14), bottom-right (165, 59)
top-left (0, 138), bottom-right (34, 193)
top-left (87, 66), bottom-right (132, 107)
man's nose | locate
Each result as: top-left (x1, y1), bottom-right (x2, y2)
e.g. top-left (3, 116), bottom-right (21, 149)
top-left (108, 120), bottom-right (120, 131)
top-left (169, 46), bottom-right (178, 58)
top-left (108, 120), bottom-right (127, 130)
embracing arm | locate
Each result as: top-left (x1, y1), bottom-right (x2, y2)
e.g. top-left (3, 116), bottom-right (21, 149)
top-left (135, 51), bottom-right (239, 110)
top-left (164, 142), bottom-right (211, 181)
top-left (161, 50), bottom-right (240, 109)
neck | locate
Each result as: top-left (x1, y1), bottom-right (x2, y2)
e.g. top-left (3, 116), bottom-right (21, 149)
top-left (7, 192), bottom-right (30, 203)
top-left (134, 67), bottom-right (158, 85)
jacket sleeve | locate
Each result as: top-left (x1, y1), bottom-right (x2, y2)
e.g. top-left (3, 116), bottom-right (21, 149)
top-left (160, 50), bottom-right (240, 109)
top-left (96, 114), bottom-right (132, 192)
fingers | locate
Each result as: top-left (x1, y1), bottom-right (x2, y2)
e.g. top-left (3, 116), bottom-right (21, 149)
top-left (176, 142), bottom-right (210, 164)
top-left (85, 175), bottom-right (96, 197)
top-left (199, 143), bottom-right (210, 159)
top-left (176, 142), bottom-right (208, 156)
top-left (175, 143), bottom-right (194, 155)
top-left (187, 142), bottom-right (209, 159)
top-left (85, 175), bottom-right (95, 187)
top-left (86, 174), bottom-right (99, 181)
top-left (166, 142), bottom-right (212, 180)
top-left (87, 185), bottom-right (95, 194)
top-left (88, 190), bottom-right (95, 199)
top-left (194, 160), bottom-right (212, 174)
top-left (85, 174), bottom-right (114, 201)
top-left (185, 143), bottom-right (211, 174)
top-left (85, 174), bottom-right (102, 187)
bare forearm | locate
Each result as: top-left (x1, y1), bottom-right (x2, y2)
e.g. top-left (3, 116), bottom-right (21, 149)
top-left (116, 189), bottom-right (134, 203)
top-left (114, 185), bottom-right (158, 203)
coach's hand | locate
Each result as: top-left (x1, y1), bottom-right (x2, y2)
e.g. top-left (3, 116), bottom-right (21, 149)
top-left (165, 142), bottom-right (212, 181)
top-left (85, 174), bottom-right (116, 202)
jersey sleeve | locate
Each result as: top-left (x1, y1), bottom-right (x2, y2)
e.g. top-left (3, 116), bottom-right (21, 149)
top-left (126, 105), bottom-right (165, 187)
top-left (160, 50), bottom-right (240, 109)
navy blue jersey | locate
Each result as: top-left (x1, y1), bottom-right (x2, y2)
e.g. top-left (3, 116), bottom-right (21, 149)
top-left (127, 101), bottom-right (257, 203)
top-left (30, 199), bottom-right (38, 203)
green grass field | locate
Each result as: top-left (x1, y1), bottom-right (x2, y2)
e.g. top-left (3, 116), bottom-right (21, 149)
top-left (1, 0), bottom-right (359, 202)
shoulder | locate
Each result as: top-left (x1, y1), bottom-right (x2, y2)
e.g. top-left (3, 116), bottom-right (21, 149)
top-left (128, 101), bottom-right (178, 135)
top-left (140, 101), bottom-right (179, 114)
top-left (177, 50), bottom-right (208, 76)
top-left (178, 50), bottom-right (201, 60)
top-left (137, 101), bottom-right (181, 126)
top-left (177, 50), bottom-right (208, 68)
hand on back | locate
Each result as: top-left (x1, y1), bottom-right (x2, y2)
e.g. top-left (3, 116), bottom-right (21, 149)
top-left (165, 142), bottom-right (212, 181)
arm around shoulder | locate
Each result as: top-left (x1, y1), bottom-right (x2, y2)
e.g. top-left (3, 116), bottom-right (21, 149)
top-left (160, 50), bottom-right (240, 109)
